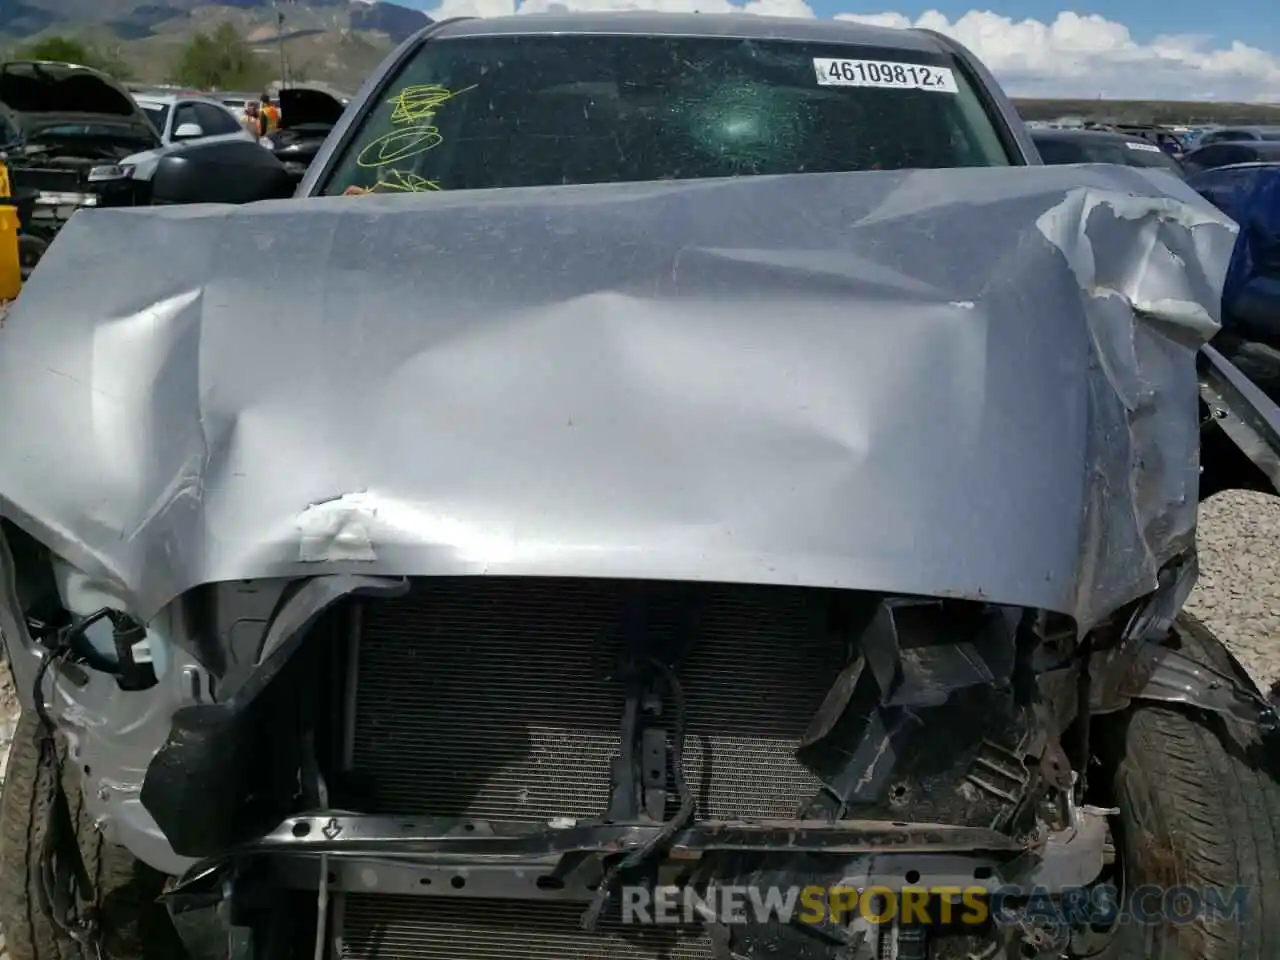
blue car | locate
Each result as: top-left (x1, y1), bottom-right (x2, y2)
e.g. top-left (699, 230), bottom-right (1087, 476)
top-left (1189, 163), bottom-right (1280, 343)
top-left (1188, 162), bottom-right (1280, 408)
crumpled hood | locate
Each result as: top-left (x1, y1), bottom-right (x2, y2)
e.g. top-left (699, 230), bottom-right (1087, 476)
top-left (0, 166), bottom-right (1237, 626)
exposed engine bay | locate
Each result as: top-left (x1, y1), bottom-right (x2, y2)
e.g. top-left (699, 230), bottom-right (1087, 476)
top-left (3, 129), bottom-right (150, 231)
top-left (4, 552), bottom-right (1275, 960)
top-left (0, 62), bottom-right (158, 244)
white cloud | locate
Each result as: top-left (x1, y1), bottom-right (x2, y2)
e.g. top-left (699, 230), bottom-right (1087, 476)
top-left (421, 0), bottom-right (1280, 101)
top-left (835, 10), bottom-right (1280, 99)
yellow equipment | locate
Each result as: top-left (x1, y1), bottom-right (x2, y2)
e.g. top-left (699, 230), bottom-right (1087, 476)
top-left (0, 159), bottom-right (21, 300)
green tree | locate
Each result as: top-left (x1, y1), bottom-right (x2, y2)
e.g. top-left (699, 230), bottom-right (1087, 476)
top-left (13, 35), bottom-right (133, 80)
top-left (169, 23), bottom-right (269, 91)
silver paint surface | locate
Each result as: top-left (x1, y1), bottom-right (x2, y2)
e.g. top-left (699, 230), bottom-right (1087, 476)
top-left (0, 165), bottom-right (1235, 630)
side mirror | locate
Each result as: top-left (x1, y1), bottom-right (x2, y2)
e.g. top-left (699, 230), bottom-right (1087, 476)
top-left (150, 138), bottom-right (296, 205)
top-left (173, 122), bottom-right (204, 140)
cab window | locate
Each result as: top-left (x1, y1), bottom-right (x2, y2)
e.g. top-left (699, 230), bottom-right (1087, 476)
top-left (321, 33), bottom-right (1013, 196)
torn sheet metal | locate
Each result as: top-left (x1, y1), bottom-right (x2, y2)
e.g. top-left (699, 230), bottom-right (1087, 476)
top-left (0, 165), bottom-right (1236, 625)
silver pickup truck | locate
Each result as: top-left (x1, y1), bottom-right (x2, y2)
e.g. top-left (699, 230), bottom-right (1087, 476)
top-left (1, 12), bottom-right (1278, 960)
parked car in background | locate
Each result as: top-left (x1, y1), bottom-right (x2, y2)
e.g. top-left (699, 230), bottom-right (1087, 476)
top-left (0, 63), bottom-right (290, 276)
top-left (1188, 161), bottom-right (1280, 218)
top-left (0, 60), bottom-right (159, 245)
top-left (1030, 128), bottom-right (1186, 177)
top-left (132, 91), bottom-right (254, 148)
top-left (260, 86), bottom-right (346, 180)
top-left (1107, 123), bottom-right (1185, 157)
top-left (1196, 126), bottom-right (1280, 147)
top-left (1183, 140), bottom-right (1280, 175)
top-left (0, 105), bottom-right (50, 277)
top-left (71, 90), bottom-right (269, 212)
top-left (1187, 161), bottom-right (1280, 414)
top-left (0, 102), bottom-right (16, 145)
top-left (213, 90), bottom-right (260, 115)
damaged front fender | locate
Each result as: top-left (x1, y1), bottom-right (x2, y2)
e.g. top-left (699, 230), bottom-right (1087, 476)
top-left (0, 520), bottom-right (406, 875)
top-left (138, 574), bottom-right (407, 863)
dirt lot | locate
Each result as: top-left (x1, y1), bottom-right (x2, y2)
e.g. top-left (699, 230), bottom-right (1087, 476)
top-left (1186, 491), bottom-right (1280, 691)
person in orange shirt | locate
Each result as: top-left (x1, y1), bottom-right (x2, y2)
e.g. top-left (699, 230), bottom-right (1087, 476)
top-left (259, 93), bottom-right (280, 138)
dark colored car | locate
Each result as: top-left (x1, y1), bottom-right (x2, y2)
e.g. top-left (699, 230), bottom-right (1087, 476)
top-left (6, 13), bottom-right (1280, 960)
top-left (1197, 126), bottom-right (1280, 147)
top-left (261, 86), bottom-right (346, 181)
top-left (0, 102), bottom-right (16, 146)
top-left (1183, 140), bottom-right (1280, 175)
top-left (1188, 162), bottom-right (1280, 416)
top-left (1108, 123), bottom-right (1185, 157)
top-left (1031, 128), bottom-right (1185, 177)
top-left (0, 60), bottom-right (159, 244)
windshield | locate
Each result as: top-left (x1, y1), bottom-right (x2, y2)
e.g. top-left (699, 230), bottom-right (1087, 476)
top-left (139, 103), bottom-right (169, 134)
top-left (25, 121), bottom-right (153, 145)
top-left (320, 34), bottom-right (1011, 196)
top-left (1035, 136), bottom-right (1184, 176)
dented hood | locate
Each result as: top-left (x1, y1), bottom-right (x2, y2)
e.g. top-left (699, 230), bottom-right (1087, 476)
top-left (0, 166), bottom-right (1236, 626)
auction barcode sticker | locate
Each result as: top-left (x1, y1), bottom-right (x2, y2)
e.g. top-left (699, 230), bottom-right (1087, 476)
top-left (814, 58), bottom-right (958, 93)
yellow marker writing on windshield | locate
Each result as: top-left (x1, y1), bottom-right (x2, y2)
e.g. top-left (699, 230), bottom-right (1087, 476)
top-left (388, 84), bottom-right (474, 123)
top-left (356, 83), bottom-right (476, 169)
top-left (374, 169), bottom-right (441, 193)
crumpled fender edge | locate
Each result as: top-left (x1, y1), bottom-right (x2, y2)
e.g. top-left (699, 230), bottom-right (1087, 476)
top-left (137, 574), bottom-right (409, 862)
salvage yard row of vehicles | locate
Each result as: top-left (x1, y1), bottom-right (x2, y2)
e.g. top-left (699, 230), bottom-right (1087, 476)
top-left (4, 13), bottom-right (1280, 960)
top-left (1030, 122), bottom-right (1280, 177)
top-left (0, 59), bottom-right (348, 274)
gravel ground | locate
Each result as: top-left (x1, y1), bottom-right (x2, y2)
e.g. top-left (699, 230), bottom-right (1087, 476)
top-left (1185, 490), bottom-right (1280, 692)
top-left (0, 485), bottom-right (1273, 958)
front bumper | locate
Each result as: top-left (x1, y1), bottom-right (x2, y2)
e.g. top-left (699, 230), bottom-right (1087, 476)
top-left (7, 168), bottom-right (146, 239)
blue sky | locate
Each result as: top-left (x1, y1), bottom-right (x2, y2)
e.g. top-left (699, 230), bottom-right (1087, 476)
top-left (399, 0), bottom-right (1270, 46)
top-left (890, 0), bottom-right (1274, 52)
top-left (397, 0), bottom-right (1280, 100)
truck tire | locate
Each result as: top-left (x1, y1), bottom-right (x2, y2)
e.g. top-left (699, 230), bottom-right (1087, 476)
top-left (1094, 613), bottom-right (1280, 959)
top-left (0, 710), bottom-right (184, 960)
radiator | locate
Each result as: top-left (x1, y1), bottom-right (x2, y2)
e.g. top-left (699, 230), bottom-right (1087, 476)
top-left (343, 576), bottom-right (845, 959)
top-left (341, 897), bottom-right (714, 960)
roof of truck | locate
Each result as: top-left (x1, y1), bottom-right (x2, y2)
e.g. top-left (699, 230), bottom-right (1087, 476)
top-left (427, 11), bottom-right (947, 53)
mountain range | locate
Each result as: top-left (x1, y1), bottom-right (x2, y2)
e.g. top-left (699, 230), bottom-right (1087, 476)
top-left (2, 0), bottom-right (431, 42)
top-left (5, 0), bottom-right (1280, 119)
top-left (0, 0), bottom-right (432, 89)
top-left (3, 0), bottom-right (432, 42)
